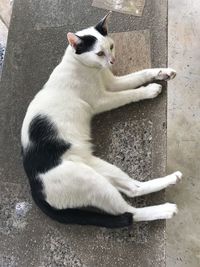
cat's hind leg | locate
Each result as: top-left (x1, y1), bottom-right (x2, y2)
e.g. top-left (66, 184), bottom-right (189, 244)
top-left (40, 160), bottom-right (178, 222)
top-left (131, 171), bottom-right (182, 197)
top-left (40, 160), bottom-right (133, 215)
top-left (88, 156), bottom-right (182, 197)
top-left (133, 203), bottom-right (178, 221)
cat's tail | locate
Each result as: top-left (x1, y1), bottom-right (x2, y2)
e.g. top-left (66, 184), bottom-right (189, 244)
top-left (33, 197), bottom-right (133, 228)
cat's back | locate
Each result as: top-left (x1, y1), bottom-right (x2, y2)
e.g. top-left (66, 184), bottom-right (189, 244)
top-left (21, 46), bottom-right (108, 149)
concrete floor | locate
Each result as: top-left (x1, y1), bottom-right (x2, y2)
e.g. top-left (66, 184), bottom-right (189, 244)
top-left (0, 0), bottom-right (199, 266)
top-left (167, 0), bottom-right (200, 266)
top-left (0, 1), bottom-right (168, 266)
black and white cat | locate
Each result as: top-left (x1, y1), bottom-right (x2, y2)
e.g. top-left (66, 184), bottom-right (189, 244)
top-left (21, 12), bottom-right (182, 228)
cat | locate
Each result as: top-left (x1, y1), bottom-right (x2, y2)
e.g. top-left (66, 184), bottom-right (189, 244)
top-left (21, 12), bottom-right (182, 228)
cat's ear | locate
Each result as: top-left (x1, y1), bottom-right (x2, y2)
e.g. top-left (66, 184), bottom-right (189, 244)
top-left (95, 11), bottom-right (112, 36)
top-left (67, 32), bottom-right (81, 49)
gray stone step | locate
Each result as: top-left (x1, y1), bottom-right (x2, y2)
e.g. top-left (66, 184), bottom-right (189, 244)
top-left (0, 0), bottom-right (167, 266)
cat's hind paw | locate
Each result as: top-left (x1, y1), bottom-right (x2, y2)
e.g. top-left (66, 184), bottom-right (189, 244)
top-left (173, 171), bottom-right (183, 183)
top-left (160, 203), bottom-right (178, 219)
top-left (133, 203), bottom-right (178, 221)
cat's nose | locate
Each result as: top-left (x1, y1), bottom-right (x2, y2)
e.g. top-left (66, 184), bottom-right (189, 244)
top-left (110, 58), bottom-right (115, 64)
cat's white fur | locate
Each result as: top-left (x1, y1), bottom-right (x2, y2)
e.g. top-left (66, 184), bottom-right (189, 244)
top-left (22, 21), bottom-right (182, 222)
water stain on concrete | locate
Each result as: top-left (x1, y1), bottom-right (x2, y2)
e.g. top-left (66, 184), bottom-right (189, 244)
top-left (13, 201), bottom-right (32, 229)
top-left (0, 182), bottom-right (32, 235)
top-left (92, 0), bottom-right (145, 16)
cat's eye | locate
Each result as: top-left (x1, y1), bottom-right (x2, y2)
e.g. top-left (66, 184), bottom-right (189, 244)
top-left (96, 51), bottom-right (105, 57)
top-left (110, 44), bottom-right (114, 50)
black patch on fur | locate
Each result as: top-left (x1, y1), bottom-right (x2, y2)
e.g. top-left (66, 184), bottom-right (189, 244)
top-left (22, 115), bottom-right (71, 199)
top-left (95, 21), bottom-right (107, 36)
top-left (34, 197), bottom-right (133, 228)
top-left (75, 35), bottom-right (97, 54)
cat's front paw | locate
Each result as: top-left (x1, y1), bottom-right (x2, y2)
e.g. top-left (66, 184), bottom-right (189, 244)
top-left (156, 68), bottom-right (177, 81)
top-left (144, 83), bottom-right (162, 99)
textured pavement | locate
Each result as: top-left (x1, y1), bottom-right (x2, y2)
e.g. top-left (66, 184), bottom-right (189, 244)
top-left (0, 1), bottom-right (168, 266)
top-left (167, 0), bottom-right (200, 266)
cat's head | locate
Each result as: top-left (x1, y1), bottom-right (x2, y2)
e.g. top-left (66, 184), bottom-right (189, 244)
top-left (67, 12), bottom-right (115, 68)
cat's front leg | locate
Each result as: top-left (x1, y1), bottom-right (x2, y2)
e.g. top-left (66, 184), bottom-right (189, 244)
top-left (104, 68), bottom-right (176, 91)
top-left (89, 156), bottom-right (182, 198)
top-left (139, 83), bottom-right (162, 99)
top-left (95, 83), bottom-right (162, 114)
top-left (151, 68), bottom-right (176, 81)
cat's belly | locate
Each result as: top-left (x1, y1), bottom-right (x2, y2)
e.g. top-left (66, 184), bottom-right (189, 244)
top-left (62, 138), bottom-right (93, 163)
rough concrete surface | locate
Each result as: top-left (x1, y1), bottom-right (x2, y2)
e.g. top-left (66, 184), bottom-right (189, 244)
top-left (166, 0), bottom-right (200, 266)
top-left (0, 1), bottom-right (168, 266)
